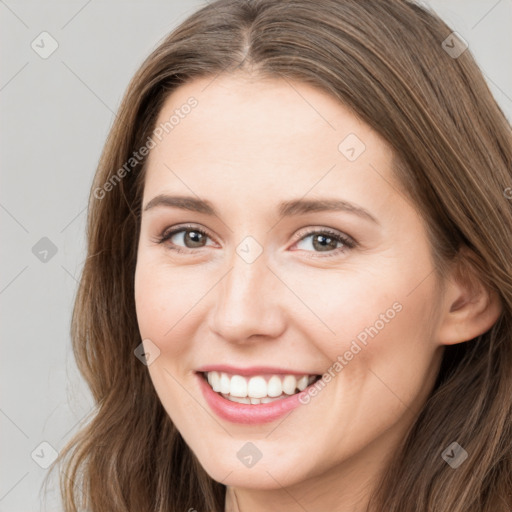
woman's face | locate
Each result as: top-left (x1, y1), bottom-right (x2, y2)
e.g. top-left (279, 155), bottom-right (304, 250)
top-left (134, 74), bottom-right (446, 493)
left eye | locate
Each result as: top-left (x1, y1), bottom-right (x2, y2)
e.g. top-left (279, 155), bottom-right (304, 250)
top-left (292, 229), bottom-right (355, 256)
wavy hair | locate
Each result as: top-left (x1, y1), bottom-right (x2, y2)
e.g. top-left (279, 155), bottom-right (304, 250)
top-left (47, 0), bottom-right (512, 510)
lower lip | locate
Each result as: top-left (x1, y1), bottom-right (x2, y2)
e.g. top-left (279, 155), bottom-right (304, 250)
top-left (197, 373), bottom-right (310, 424)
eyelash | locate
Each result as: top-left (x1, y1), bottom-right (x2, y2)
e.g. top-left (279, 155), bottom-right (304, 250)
top-left (154, 224), bottom-right (357, 258)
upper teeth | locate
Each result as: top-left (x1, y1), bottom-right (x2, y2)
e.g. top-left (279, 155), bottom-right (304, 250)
top-left (205, 371), bottom-right (316, 398)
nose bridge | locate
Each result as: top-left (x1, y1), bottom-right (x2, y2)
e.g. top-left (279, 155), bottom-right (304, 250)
top-left (209, 241), bottom-right (285, 342)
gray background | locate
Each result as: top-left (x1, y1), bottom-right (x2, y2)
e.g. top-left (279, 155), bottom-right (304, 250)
top-left (1, 1), bottom-right (511, 510)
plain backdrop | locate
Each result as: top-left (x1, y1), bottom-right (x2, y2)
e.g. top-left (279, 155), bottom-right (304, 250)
top-left (1, 1), bottom-right (511, 510)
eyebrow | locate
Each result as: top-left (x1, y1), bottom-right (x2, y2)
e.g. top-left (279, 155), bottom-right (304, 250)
top-left (143, 195), bottom-right (379, 224)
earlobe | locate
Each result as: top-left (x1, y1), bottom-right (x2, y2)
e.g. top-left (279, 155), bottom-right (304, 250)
top-left (436, 250), bottom-right (502, 346)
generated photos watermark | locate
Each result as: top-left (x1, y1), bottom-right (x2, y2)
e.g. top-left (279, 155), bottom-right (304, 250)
top-left (93, 96), bottom-right (198, 200)
top-left (299, 301), bottom-right (403, 404)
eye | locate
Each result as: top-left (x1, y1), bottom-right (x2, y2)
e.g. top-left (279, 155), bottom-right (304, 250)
top-left (154, 224), bottom-right (356, 257)
top-left (155, 224), bottom-right (215, 253)
top-left (291, 228), bottom-right (356, 257)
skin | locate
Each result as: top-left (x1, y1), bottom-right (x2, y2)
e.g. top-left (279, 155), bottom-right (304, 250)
top-left (134, 73), bottom-right (501, 512)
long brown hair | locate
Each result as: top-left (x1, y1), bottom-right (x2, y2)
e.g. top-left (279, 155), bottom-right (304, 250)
top-left (47, 0), bottom-right (512, 510)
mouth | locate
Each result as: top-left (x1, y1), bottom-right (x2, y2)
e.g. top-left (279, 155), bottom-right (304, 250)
top-left (199, 371), bottom-right (322, 405)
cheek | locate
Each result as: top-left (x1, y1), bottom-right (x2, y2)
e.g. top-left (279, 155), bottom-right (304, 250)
top-left (276, 260), bottom-right (427, 361)
top-left (134, 260), bottom-right (202, 422)
top-left (319, 266), bottom-right (441, 431)
top-left (134, 258), bottom-right (204, 347)
top-left (135, 276), bottom-right (167, 345)
top-left (287, 252), bottom-right (440, 413)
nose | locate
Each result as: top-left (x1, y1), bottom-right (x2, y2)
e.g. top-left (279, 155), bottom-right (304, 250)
top-left (207, 249), bottom-right (287, 344)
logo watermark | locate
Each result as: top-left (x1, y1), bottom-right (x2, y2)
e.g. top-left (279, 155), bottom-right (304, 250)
top-left (299, 301), bottom-right (403, 404)
top-left (93, 96), bottom-right (198, 200)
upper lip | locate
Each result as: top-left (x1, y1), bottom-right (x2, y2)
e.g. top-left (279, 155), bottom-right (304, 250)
top-left (196, 365), bottom-right (320, 376)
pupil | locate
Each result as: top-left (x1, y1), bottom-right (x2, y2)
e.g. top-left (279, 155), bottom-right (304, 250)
top-left (186, 230), bottom-right (204, 247)
top-left (313, 234), bottom-right (336, 251)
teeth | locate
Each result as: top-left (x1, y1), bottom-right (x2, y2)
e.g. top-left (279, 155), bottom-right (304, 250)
top-left (267, 375), bottom-right (282, 397)
top-left (220, 372), bottom-right (231, 394)
top-left (297, 375), bottom-right (309, 391)
top-left (261, 396), bottom-right (283, 403)
top-left (282, 375), bottom-right (297, 395)
top-left (247, 376), bottom-right (267, 398)
top-left (228, 396), bottom-right (251, 404)
top-left (208, 371), bottom-right (221, 392)
top-left (205, 371), bottom-right (318, 401)
top-left (230, 375), bottom-right (248, 397)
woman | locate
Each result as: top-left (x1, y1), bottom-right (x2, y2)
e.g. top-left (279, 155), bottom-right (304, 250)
top-left (48, 0), bottom-right (512, 510)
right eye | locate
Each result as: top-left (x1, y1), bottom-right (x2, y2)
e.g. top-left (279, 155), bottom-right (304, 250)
top-left (155, 224), bottom-right (216, 253)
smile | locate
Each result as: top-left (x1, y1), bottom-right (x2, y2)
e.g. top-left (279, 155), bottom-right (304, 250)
top-left (203, 371), bottom-right (320, 405)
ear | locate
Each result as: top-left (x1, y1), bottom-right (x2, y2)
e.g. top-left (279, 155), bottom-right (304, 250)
top-left (436, 247), bottom-right (502, 346)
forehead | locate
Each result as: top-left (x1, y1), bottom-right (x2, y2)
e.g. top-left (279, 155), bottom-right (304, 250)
top-left (143, 74), bottom-right (400, 216)
top-left (151, 73), bottom-right (384, 153)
